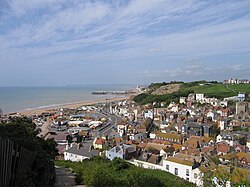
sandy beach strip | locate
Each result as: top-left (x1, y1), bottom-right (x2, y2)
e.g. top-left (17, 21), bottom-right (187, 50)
top-left (19, 97), bottom-right (130, 116)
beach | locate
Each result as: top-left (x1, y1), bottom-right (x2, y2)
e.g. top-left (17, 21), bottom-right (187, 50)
top-left (19, 97), bottom-right (130, 116)
top-left (0, 85), bottom-right (136, 115)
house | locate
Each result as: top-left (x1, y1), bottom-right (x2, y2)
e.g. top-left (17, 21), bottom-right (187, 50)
top-left (238, 93), bottom-right (247, 101)
top-left (144, 110), bottom-right (154, 119)
top-left (152, 132), bottom-right (183, 143)
top-left (160, 147), bottom-right (175, 158)
top-left (117, 123), bottom-right (127, 137)
top-left (127, 132), bottom-right (147, 141)
top-left (162, 155), bottom-right (201, 184)
top-left (237, 152), bottom-right (250, 167)
top-left (216, 132), bottom-right (246, 146)
top-left (196, 94), bottom-right (204, 102)
top-left (179, 97), bottom-right (187, 104)
top-left (64, 144), bottom-right (99, 162)
top-left (106, 144), bottom-right (136, 160)
top-left (187, 93), bottom-right (195, 102)
top-left (183, 122), bottom-right (213, 137)
top-left (217, 119), bottom-right (228, 130)
top-left (93, 138), bottom-right (106, 149)
top-left (216, 143), bottom-right (232, 155)
top-left (183, 136), bottom-right (214, 149)
top-left (219, 153), bottom-right (238, 166)
top-left (133, 151), bottom-right (163, 170)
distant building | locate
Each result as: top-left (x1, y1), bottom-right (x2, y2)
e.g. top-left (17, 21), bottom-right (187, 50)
top-left (179, 97), bottom-right (187, 104)
top-left (238, 93), bottom-right (248, 101)
top-left (196, 94), bottom-right (204, 102)
top-left (236, 102), bottom-right (250, 120)
top-left (183, 122), bottom-right (213, 137)
top-left (106, 144), bottom-right (136, 160)
top-left (144, 110), bottom-right (154, 119)
top-left (223, 78), bottom-right (250, 84)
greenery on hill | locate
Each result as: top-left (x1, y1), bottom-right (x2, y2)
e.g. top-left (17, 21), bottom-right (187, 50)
top-left (0, 117), bottom-right (58, 186)
top-left (134, 81), bottom-right (250, 105)
top-left (56, 157), bottom-right (195, 187)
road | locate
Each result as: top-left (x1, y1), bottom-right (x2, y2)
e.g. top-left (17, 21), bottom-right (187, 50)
top-left (93, 112), bottom-right (121, 137)
top-left (37, 117), bottom-right (51, 139)
top-left (37, 112), bottom-right (121, 139)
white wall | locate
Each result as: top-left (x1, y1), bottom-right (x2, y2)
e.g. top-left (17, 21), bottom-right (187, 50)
top-left (133, 159), bottom-right (163, 170)
top-left (64, 152), bottom-right (88, 162)
top-left (162, 159), bottom-right (193, 182)
top-left (106, 150), bottom-right (123, 160)
top-left (145, 110), bottom-right (153, 119)
top-left (196, 94), bottom-right (204, 101)
top-left (191, 168), bottom-right (203, 187)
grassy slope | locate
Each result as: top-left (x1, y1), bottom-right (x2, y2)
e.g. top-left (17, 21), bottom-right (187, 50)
top-left (191, 84), bottom-right (250, 98)
top-left (134, 81), bottom-right (250, 105)
top-left (56, 158), bottom-right (195, 187)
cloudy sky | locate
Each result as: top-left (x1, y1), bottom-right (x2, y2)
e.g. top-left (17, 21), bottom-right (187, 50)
top-left (0, 0), bottom-right (250, 86)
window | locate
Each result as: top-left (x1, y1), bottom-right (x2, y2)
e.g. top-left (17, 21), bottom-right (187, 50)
top-left (174, 168), bottom-right (178, 175)
top-left (138, 163), bottom-right (143, 167)
top-left (186, 169), bottom-right (189, 176)
top-left (194, 173), bottom-right (198, 179)
top-left (166, 164), bottom-right (169, 171)
top-left (186, 177), bottom-right (189, 181)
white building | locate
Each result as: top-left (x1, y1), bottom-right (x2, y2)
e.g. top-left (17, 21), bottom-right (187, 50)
top-left (132, 159), bottom-right (163, 170)
top-left (179, 97), bottom-right (187, 104)
top-left (117, 124), bottom-right (127, 137)
top-left (163, 157), bottom-right (194, 181)
top-left (162, 157), bottom-right (203, 186)
top-left (64, 144), bottom-right (99, 162)
top-left (144, 110), bottom-right (154, 119)
top-left (196, 94), bottom-right (204, 102)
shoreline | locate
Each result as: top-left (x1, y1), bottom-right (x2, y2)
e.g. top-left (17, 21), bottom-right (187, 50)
top-left (18, 96), bottom-right (130, 116)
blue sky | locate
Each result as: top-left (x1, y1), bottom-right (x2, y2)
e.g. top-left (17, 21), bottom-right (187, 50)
top-left (0, 0), bottom-right (250, 86)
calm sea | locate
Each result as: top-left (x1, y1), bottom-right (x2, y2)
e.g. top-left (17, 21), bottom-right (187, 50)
top-left (0, 85), bottom-right (134, 114)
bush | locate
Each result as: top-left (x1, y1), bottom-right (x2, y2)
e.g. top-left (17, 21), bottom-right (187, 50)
top-left (55, 158), bottom-right (195, 187)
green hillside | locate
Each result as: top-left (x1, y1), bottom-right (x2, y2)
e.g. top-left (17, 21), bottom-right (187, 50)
top-left (134, 81), bottom-right (250, 105)
top-left (56, 157), bottom-right (195, 187)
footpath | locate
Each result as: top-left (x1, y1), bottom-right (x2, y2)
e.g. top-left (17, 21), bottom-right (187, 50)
top-left (54, 166), bottom-right (76, 187)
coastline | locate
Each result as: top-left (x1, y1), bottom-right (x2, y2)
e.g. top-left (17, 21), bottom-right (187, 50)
top-left (19, 96), bottom-right (130, 116)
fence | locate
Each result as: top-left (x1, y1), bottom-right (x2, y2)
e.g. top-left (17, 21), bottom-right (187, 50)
top-left (0, 137), bottom-right (35, 186)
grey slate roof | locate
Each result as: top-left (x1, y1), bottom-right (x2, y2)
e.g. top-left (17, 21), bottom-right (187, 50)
top-left (65, 146), bottom-right (98, 158)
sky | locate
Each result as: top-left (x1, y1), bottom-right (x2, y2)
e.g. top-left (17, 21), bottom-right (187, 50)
top-left (0, 0), bottom-right (250, 86)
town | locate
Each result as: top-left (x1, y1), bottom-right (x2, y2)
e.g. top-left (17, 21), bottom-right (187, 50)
top-left (1, 80), bottom-right (249, 187)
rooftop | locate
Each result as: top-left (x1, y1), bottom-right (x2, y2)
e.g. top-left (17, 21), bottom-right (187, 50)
top-left (166, 156), bottom-right (193, 166)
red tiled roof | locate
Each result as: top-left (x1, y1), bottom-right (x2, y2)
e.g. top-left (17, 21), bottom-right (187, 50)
top-left (216, 143), bottom-right (230, 153)
top-left (95, 138), bottom-right (105, 145)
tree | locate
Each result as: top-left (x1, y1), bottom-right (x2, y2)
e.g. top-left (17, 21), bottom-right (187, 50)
top-left (0, 117), bottom-right (58, 186)
top-left (66, 134), bottom-right (73, 143)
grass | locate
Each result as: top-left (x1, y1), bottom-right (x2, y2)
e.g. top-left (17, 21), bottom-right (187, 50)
top-left (55, 157), bottom-right (195, 187)
top-left (191, 83), bottom-right (250, 99)
top-left (134, 81), bottom-right (250, 105)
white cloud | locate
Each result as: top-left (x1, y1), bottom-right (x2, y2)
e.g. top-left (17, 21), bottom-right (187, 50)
top-left (0, 0), bottom-right (250, 84)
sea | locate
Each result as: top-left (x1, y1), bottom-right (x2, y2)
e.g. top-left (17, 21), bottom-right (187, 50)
top-left (0, 84), bottom-right (135, 114)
